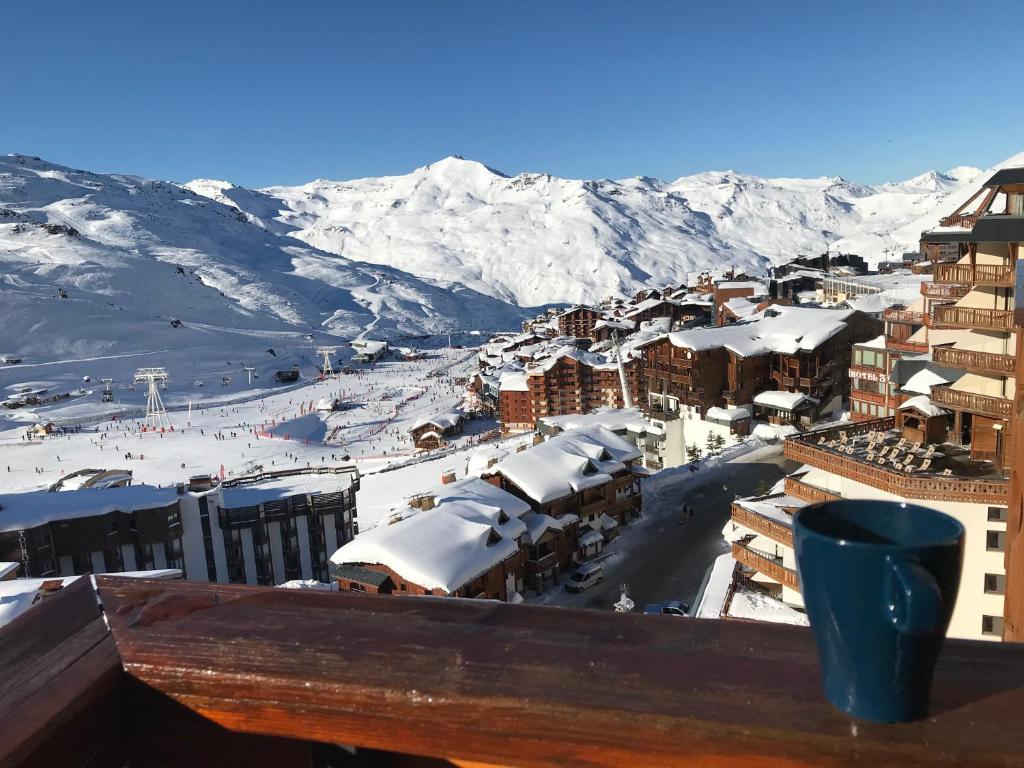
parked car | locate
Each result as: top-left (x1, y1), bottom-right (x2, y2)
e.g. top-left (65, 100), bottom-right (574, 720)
top-left (643, 600), bottom-right (690, 617)
top-left (564, 562), bottom-right (604, 593)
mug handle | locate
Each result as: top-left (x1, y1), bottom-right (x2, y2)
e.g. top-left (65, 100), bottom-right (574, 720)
top-left (886, 558), bottom-right (941, 635)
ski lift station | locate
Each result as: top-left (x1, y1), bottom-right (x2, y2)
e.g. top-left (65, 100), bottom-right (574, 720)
top-left (351, 339), bottom-right (388, 363)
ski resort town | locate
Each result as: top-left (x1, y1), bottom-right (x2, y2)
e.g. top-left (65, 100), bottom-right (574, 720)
top-left (2, 165), bottom-right (1024, 650)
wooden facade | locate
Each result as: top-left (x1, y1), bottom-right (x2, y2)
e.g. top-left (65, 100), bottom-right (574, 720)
top-left (555, 306), bottom-right (603, 339)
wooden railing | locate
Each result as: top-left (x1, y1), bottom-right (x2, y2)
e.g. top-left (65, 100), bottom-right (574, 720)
top-left (934, 263), bottom-right (1015, 288)
top-left (784, 475), bottom-right (841, 504)
top-left (932, 305), bottom-right (1015, 331)
top-left (938, 212), bottom-right (979, 229)
top-left (930, 386), bottom-right (1014, 419)
top-left (5, 576), bottom-right (1024, 767)
top-left (886, 338), bottom-right (930, 354)
top-left (932, 346), bottom-right (1017, 376)
top-left (731, 542), bottom-right (799, 589)
top-left (883, 308), bottom-right (926, 325)
top-left (921, 282), bottom-right (970, 299)
top-left (730, 503), bottom-right (794, 547)
top-left (785, 423), bottom-right (1009, 504)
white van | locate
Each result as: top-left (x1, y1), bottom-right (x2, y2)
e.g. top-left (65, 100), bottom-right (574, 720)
top-left (564, 562), bottom-right (604, 593)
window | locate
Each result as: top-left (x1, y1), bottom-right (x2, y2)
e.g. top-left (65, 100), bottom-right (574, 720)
top-left (987, 531), bottom-right (1005, 552)
top-left (988, 507), bottom-right (1008, 523)
top-left (984, 574), bottom-right (1006, 595)
top-left (982, 615), bottom-right (1004, 637)
top-left (349, 582), bottom-right (366, 593)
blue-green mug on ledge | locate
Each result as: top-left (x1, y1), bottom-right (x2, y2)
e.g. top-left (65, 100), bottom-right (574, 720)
top-left (793, 500), bottom-right (964, 723)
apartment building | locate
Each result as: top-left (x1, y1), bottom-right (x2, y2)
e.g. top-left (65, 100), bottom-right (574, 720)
top-left (725, 168), bottom-right (1023, 641)
top-left (0, 467), bottom-right (359, 586)
top-left (639, 305), bottom-right (880, 425)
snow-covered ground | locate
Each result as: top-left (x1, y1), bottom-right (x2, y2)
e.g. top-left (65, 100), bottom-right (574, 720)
top-left (0, 347), bottom-right (494, 499)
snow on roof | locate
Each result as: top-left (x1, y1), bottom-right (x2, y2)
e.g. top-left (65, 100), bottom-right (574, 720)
top-left (492, 425), bottom-right (640, 504)
top-left (0, 485), bottom-right (181, 533)
top-left (351, 339), bottom-right (387, 353)
top-left (859, 334), bottom-right (887, 349)
top-left (578, 529), bottom-right (604, 547)
top-left (624, 297), bottom-right (673, 316)
top-left (329, 496), bottom-right (520, 595)
top-left (539, 406), bottom-right (649, 434)
top-left (722, 296), bottom-right (760, 318)
top-left (276, 579), bottom-right (339, 591)
top-left (593, 317), bottom-right (636, 331)
top-left (727, 586), bottom-right (809, 626)
top-left (665, 306), bottom-right (855, 357)
top-left (220, 471), bottom-right (356, 508)
top-left (599, 513), bottom-right (618, 531)
top-left (693, 552), bottom-right (736, 619)
top-left (717, 281), bottom-right (768, 293)
top-left (528, 344), bottom-right (620, 373)
top-left (465, 446), bottom-right (510, 477)
top-left (497, 371), bottom-right (529, 392)
top-left (410, 408), bottom-right (464, 432)
top-left (898, 394), bottom-right (948, 418)
top-left (0, 562), bottom-right (20, 580)
top-left (752, 390), bottom-right (817, 411)
top-left (705, 405), bottom-right (751, 422)
top-left (522, 510), bottom-right (565, 544)
top-left (901, 367), bottom-right (955, 396)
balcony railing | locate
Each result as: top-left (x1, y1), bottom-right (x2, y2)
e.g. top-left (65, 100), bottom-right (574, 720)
top-left (731, 541), bottom-right (799, 589)
top-left (883, 308), bottom-right (926, 325)
top-left (934, 262), bottom-right (1015, 288)
top-left (930, 386), bottom-right (1014, 420)
top-left (785, 420), bottom-right (1009, 504)
top-left (730, 504), bottom-right (794, 547)
top-left (5, 576), bottom-right (1024, 767)
top-left (932, 346), bottom-right (1017, 376)
top-left (938, 212), bottom-right (979, 229)
top-left (784, 475), bottom-right (841, 504)
top-left (528, 551), bottom-right (558, 570)
top-left (931, 305), bottom-right (1015, 331)
top-left (921, 282), bottom-right (970, 299)
top-left (885, 338), bottom-right (930, 354)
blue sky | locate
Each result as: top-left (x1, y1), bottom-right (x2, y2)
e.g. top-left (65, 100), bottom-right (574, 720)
top-left (4, 1), bottom-right (1021, 187)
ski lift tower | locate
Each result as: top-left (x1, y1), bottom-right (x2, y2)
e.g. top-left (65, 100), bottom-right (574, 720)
top-left (317, 347), bottom-right (337, 378)
top-left (101, 378), bottom-right (114, 403)
top-left (243, 366), bottom-right (256, 388)
top-left (134, 367), bottom-right (170, 430)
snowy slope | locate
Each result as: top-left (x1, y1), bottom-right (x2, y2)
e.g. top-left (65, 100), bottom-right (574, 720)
top-left (186, 153), bottom-right (1021, 307)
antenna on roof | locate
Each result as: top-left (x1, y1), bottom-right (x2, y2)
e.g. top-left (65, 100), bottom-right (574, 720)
top-left (316, 347), bottom-right (337, 378)
top-left (133, 367), bottom-right (170, 430)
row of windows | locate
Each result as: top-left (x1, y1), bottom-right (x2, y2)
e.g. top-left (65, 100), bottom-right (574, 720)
top-left (850, 399), bottom-right (894, 417)
top-left (852, 349), bottom-right (887, 370)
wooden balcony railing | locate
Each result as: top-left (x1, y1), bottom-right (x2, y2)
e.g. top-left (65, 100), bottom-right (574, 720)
top-left (784, 475), bottom-right (841, 504)
top-left (931, 305), bottom-right (1015, 331)
top-left (785, 421), bottom-right (1009, 504)
top-left (730, 503), bottom-right (794, 547)
top-left (886, 338), bottom-right (930, 354)
top-left (883, 308), bottom-right (926, 325)
top-left (932, 262), bottom-right (1013, 286)
top-left (731, 541), bottom-right (799, 589)
top-left (528, 551), bottom-right (558, 570)
top-left (932, 346), bottom-right (1017, 376)
top-left (921, 282), bottom-right (970, 299)
top-left (5, 576), bottom-right (1024, 767)
top-left (938, 212), bottom-right (979, 229)
top-left (930, 386), bottom-right (1014, 420)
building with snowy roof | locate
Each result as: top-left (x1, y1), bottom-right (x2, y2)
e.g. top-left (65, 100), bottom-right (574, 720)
top-left (638, 304), bottom-right (881, 426)
top-left (409, 408), bottom-right (465, 449)
top-left (0, 466), bottom-right (359, 587)
top-left (350, 339), bottom-right (388, 363)
top-left (328, 476), bottom-right (529, 601)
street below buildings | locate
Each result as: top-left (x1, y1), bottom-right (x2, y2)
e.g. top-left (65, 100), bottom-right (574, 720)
top-left (537, 445), bottom-right (799, 613)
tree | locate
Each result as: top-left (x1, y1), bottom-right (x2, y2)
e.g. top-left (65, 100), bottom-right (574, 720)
top-left (711, 433), bottom-right (727, 455)
top-left (686, 443), bottom-right (703, 463)
top-left (754, 478), bottom-right (774, 497)
top-left (705, 431), bottom-right (718, 456)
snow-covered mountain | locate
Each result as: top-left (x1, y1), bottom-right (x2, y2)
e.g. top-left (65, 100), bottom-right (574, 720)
top-left (184, 153), bottom-right (1024, 307)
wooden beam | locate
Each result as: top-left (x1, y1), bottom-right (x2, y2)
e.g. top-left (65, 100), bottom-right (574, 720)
top-left (0, 577), bottom-right (124, 768)
top-left (96, 576), bottom-right (1024, 768)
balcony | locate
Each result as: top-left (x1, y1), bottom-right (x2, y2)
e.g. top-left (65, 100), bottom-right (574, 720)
top-left (883, 308), bottom-right (926, 326)
top-left (885, 338), bottom-right (929, 354)
top-left (934, 262), bottom-right (1015, 288)
top-left (921, 282), bottom-right (969, 300)
top-left (6, 576), bottom-right (1024, 767)
top-left (930, 386), bottom-right (1013, 420)
top-left (932, 346), bottom-right (1016, 376)
top-left (938, 212), bottom-right (979, 229)
top-left (784, 475), bottom-right (840, 504)
top-left (730, 504), bottom-right (794, 547)
top-left (528, 550), bottom-right (558, 571)
top-left (580, 499), bottom-right (606, 519)
top-left (784, 419), bottom-right (1009, 504)
top-left (931, 305), bottom-right (1015, 332)
top-left (731, 541), bottom-right (799, 589)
